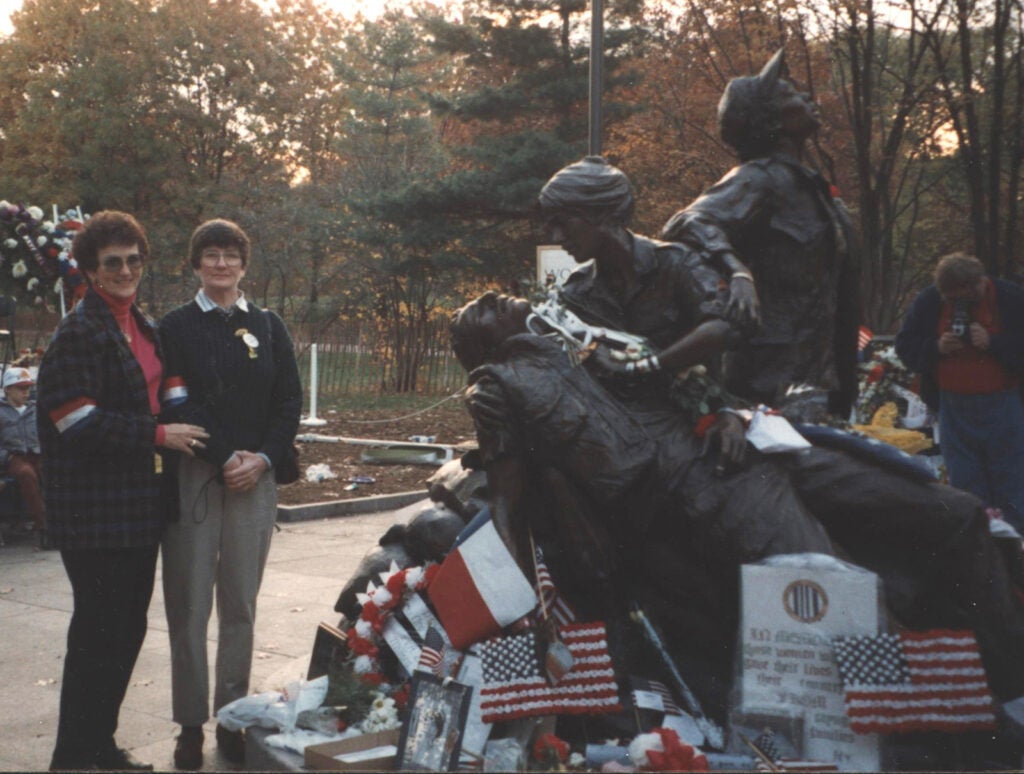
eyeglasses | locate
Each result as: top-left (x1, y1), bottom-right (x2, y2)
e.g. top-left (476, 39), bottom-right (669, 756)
top-left (100, 253), bottom-right (144, 272)
top-left (200, 249), bottom-right (244, 266)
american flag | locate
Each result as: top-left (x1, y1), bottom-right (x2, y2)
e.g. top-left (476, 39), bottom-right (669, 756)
top-left (857, 326), bottom-right (873, 351)
top-left (415, 625), bottom-right (447, 679)
top-left (750, 729), bottom-right (838, 772)
top-left (630, 676), bottom-right (681, 716)
top-left (832, 629), bottom-right (996, 734)
top-left (478, 621), bottom-right (621, 723)
top-left (534, 547), bottom-right (576, 626)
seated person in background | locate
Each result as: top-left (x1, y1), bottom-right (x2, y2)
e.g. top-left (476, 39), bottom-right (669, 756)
top-left (452, 291), bottom-right (1024, 723)
top-left (0, 366), bottom-right (47, 548)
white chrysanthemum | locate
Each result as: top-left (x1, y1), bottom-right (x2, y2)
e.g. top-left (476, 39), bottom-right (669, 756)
top-left (627, 732), bottom-right (662, 768)
top-left (360, 694), bottom-right (400, 733)
top-left (404, 566), bottom-right (424, 589)
top-left (352, 655), bottom-right (374, 674)
top-left (371, 588), bottom-right (392, 607)
top-left (27, 206), bottom-right (44, 221)
top-left (42, 221), bottom-right (55, 233)
top-left (0, 201), bottom-right (10, 210)
top-left (354, 619), bottom-right (372, 638)
top-left (3, 238), bottom-right (17, 250)
top-left (12, 260), bottom-right (27, 278)
top-left (36, 236), bottom-right (47, 247)
top-left (569, 752), bottom-right (585, 768)
top-left (27, 277), bottom-right (39, 291)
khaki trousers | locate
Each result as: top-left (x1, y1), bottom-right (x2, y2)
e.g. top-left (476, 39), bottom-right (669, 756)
top-left (162, 455), bottom-right (277, 726)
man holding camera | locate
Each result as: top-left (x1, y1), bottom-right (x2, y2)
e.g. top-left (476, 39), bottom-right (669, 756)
top-left (896, 252), bottom-right (1024, 531)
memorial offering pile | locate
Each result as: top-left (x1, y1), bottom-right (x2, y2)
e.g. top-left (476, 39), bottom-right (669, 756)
top-left (217, 464), bottom-right (1021, 772)
top-left (276, 513), bottom-right (729, 769)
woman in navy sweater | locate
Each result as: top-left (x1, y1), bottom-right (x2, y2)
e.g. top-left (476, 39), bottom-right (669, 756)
top-left (159, 219), bottom-right (301, 770)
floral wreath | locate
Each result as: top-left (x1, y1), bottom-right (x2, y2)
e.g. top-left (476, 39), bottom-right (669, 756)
top-left (345, 561), bottom-right (440, 682)
top-left (854, 345), bottom-right (918, 425)
top-left (0, 201), bottom-right (88, 309)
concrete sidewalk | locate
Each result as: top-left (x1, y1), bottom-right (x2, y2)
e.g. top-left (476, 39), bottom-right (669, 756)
top-left (0, 505), bottom-right (408, 772)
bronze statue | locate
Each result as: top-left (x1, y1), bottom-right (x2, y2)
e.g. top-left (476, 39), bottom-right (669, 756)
top-left (451, 291), bottom-right (1024, 722)
top-left (662, 49), bottom-right (861, 418)
top-left (540, 156), bottom-right (754, 402)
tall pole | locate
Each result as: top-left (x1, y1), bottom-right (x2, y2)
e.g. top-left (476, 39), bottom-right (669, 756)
top-left (589, 0), bottom-right (604, 156)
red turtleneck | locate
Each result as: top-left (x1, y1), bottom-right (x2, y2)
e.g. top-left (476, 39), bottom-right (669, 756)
top-left (93, 286), bottom-right (165, 444)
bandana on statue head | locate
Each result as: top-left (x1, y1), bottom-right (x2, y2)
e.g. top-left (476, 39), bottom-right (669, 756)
top-left (538, 156), bottom-right (635, 226)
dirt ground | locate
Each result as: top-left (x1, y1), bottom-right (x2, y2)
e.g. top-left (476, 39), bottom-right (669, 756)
top-left (278, 402), bottom-right (477, 506)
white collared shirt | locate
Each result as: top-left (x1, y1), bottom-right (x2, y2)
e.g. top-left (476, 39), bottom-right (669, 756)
top-left (195, 289), bottom-right (249, 315)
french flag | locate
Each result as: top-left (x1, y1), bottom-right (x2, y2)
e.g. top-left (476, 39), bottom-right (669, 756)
top-left (427, 507), bottom-right (537, 650)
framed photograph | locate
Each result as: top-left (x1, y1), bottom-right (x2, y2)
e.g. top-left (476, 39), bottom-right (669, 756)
top-left (307, 621), bottom-right (348, 680)
top-left (396, 673), bottom-right (472, 772)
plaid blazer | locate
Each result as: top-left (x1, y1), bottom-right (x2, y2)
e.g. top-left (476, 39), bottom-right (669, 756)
top-left (37, 289), bottom-right (173, 549)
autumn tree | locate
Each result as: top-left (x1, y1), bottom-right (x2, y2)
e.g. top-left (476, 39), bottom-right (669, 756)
top-left (918, 0), bottom-right (1024, 276)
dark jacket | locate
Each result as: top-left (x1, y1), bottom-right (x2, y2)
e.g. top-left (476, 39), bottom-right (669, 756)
top-left (0, 398), bottom-right (40, 466)
top-left (159, 300), bottom-right (301, 470)
top-left (37, 289), bottom-right (174, 550)
top-left (895, 278), bottom-right (1024, 411)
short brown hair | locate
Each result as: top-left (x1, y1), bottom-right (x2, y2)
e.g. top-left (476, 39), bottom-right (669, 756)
top-left (72, 211), bottom-right (149, 274)
top-left (935, 252), bottom-right (984, 294)
top-left (189, 219), bottom-right (250, 269)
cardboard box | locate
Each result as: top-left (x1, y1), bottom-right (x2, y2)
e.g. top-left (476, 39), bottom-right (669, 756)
top-left (305, 729), bottom-right (400, 771)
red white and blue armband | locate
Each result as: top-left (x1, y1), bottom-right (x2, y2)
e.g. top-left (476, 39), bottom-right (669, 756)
top-left (161, 376), bottom-right (188, 407)
top-left (50, 397), bottom-right (97, 434)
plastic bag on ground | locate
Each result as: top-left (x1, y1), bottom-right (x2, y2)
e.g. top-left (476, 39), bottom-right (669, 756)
top-left (216, 675), bottom-right (329, 733)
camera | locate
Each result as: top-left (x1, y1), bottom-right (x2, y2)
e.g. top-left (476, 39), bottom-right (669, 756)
top-left (950, 299), bottom-right (972, 344)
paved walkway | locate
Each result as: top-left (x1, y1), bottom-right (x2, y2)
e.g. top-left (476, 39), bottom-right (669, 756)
top-left (0, 506), bottom-right (407, 772)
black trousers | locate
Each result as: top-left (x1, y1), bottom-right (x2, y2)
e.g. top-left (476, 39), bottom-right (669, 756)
top-left (52, 545), bottom-right (158, 765)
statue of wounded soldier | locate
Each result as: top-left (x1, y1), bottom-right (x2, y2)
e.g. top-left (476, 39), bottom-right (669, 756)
top-left (449, 291), bottom-right (1024, 729)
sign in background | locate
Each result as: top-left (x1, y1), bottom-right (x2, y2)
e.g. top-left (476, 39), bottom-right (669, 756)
top-left (536, 245), bottom-right (579, 287)
top-left (740, 556), bottom-right (882, 771)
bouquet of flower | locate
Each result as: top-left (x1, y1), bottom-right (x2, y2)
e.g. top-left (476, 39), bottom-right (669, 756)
top-left (0, 201), bottom-right (88, 309)
top-left (853, 345), bottom-right (919, 425)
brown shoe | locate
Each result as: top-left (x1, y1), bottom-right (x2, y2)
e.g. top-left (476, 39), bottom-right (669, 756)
top-left (215, 724), bottom-right (245, 764)
top-left (173, 726), bottom-right (203, 771)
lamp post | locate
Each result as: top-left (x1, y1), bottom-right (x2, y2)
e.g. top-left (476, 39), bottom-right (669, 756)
top-left (589, 0), bottom-right (604, 156)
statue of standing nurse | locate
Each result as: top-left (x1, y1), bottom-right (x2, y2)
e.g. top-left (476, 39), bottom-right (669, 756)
top-left (662, 49), bottom-right (861, 420)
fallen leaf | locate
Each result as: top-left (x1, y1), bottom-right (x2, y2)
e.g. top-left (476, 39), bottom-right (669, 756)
top-left (35, 678), bottom-right (57, 686)
top-left (290, 607), bottom-right (305, 613)
top-left (132, 679), bottom-right (153, 687)
top-left (255, 653), bottom-right (272, 660)
top-left (0, 587), bottom-right (13, 594)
